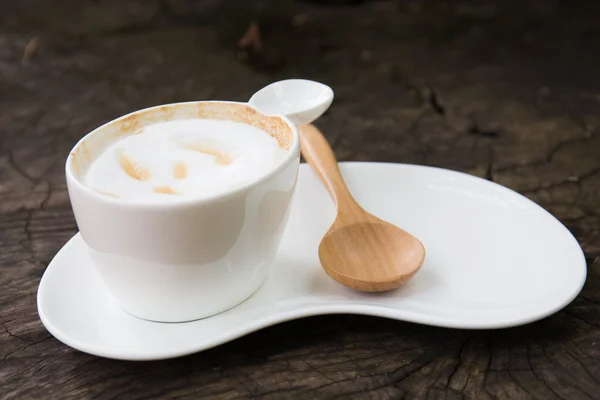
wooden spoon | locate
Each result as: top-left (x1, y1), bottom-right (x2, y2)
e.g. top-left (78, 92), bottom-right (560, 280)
top-left (247, 79), bottom-right (424, 291)
top-left (299, 124), bottom-right (426, 292)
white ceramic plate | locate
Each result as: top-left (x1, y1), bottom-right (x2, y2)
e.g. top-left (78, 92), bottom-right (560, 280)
top-left (37, 162), bottom-right (586, 361)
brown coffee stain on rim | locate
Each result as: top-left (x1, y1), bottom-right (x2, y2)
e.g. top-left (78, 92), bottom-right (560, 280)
top-left (154, 186), bottom-right (179, 195)
top-left (117, 113), bottom-right (143, 136)
top-left (159, 105), bottom-right (175, 120)
top-left (194, 102), bottom-right (293, 150)
top-left (117, 151), bottom-right (151, 181)
top-left (173, 161), bottom-right (188, 179)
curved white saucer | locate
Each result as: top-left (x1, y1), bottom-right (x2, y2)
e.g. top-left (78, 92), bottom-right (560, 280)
top-left (37, 162), bottom-right (587, 361)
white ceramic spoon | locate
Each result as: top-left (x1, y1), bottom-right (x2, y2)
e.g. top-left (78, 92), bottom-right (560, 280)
top-left (249, 79), bottom-right (334, 125)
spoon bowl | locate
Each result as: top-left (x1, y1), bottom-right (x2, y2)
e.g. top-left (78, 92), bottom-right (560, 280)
top-left (319, 219), bottom-right (425, 292)
top-left (249, 79), bottom-right (334, 126)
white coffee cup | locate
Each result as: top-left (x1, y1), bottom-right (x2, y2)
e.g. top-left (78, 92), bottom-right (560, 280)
top-left (66, 101), bottom-right (300, 322)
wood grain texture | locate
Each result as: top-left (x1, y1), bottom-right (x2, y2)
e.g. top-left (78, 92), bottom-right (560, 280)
top-left (299, 124), bottom-right (353, 210)
top-left (1, 0), bottom-right (600, 398)
top-left (299, 124), bottom-right (425, 292)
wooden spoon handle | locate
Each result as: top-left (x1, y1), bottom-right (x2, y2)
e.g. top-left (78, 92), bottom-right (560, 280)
top-left (298, 124), bottom-right (358, 211)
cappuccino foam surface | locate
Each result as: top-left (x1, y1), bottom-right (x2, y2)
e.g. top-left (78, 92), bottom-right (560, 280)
top-left (83, 119), bottom-right (289, 201)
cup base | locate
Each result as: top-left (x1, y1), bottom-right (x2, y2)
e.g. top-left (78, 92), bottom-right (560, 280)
top-left (86, 245), bottom-right (273, 323)
top-left (114, 277), bottom-right (267, 323)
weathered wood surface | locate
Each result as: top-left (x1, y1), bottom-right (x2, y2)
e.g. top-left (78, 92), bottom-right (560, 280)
top-left (1, 0), bottom-right (599, 398)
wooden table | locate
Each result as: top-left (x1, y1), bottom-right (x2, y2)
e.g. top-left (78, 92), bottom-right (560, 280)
top-left (1, 0), bottom-right (599, 398)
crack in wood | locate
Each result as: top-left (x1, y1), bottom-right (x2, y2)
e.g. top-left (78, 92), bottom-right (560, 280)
top-left (445, 336), bottom-right (469, 391)
top-left (520, 167), bottom-right (600, 194)
top-left (467, 124), bottom-right (499, 138)
top-left (2, 323), bottom-right (34, 344)
top-left (428, 88), bottom-right (446, 116)
top-left (496, 130), bottom-right (596, 174)
top-left (0, 144), bottom-right (36, 184)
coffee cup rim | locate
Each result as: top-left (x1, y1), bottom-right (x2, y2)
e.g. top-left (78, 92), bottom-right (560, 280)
top-left (65, 100), bottom-right (300, 209)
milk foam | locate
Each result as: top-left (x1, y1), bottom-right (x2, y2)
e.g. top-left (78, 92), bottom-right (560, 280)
top-left (83, 119), bottom-right (289, 201)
